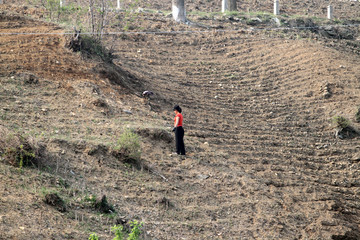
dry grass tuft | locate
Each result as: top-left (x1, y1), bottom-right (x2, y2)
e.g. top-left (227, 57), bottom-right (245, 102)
top-left (0, 125), bottom-right (45, 168)
top-left (111, 129), bottom-right (142, 169)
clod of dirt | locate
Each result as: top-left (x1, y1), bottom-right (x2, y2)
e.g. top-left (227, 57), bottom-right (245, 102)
top-left (116, 216), bottom-right (127, 225)
top-left (95, 195), bottom-right (115, 214)
top-left (335, 126), bottom-right (358, 139)
top-left (332, 230), bottom-right (360, 240)
top-left (92, 98), bottom-right (109, 108)
top-left (197, 174), bottom-right (210, 180)
top-left (271, 17), bottom-right (281, 27)
top-left (320, 26), bottom-right (354, 40)
top-left (135, 128), bottom-right (173, 143)
top-left (247, 17), bottom-right (262, 26)
top-left (92, 98), bottom-right (112, 115)
top-left (123, 109), bottom-right (133, 114)
top-left (16, 72), bottom-right (39, 84)
top-left (287, 18), bottom-right (316, 30)
top-left (87, 144), bottom-right (109, 156)
top-left (156, 197), bottom-right (173, 209)
top-left (351, 153), bottom-right (360, 162)
top-left (44, 193), bottom-right (67, 212)
top-left (320, 83), bottom-right (332, 99)
top-left (116, 216), bottom-right (131, 232)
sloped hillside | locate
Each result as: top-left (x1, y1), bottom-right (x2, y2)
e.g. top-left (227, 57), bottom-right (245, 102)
top-left (1, 3), bottom-right (360, 240)
top-left (113, 28), bottom-right (360, 239)
top-left (0, 8), bottom-right (156, 240)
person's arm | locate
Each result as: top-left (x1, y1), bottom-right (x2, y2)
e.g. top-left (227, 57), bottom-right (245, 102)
top-left (174, 116), bottom-right (180, 127)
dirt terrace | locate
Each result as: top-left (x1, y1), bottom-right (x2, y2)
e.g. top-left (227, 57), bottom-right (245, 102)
top-left (1, 4), bottom-right (360, 240)
top-left (112, 22), bottom-right (360, 239)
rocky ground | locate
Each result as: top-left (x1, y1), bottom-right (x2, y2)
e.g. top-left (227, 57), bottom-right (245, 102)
top-left (1, 1), bottom-right (360, 240)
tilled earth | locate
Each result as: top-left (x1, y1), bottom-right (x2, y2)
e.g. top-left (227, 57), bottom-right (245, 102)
top-left (1, 3), bottom-right (360, 240)
top-left (113, 27), bottom-right (360, 239)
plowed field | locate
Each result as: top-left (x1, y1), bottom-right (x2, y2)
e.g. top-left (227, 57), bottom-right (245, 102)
top-left (113, 28), bottom-right (360, 239)
top-left (1, 2), bottom-right (360, 240)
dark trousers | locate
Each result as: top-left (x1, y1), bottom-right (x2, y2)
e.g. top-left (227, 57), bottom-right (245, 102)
top-left (175, 126), bottom-right (186, 155)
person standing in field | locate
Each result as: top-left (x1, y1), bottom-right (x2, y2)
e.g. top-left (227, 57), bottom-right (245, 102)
top-left (173, 105), bottom-right (186, 156)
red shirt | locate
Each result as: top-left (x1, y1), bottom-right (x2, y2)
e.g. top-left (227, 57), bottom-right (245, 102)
top-left (174, 113), bottom-right (183, 127)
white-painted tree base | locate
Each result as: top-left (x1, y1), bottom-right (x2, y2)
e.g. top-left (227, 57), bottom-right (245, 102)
top-left (327, 5), bottom-right (333, 20)
top-left (172, 0), bottom-right (186, 23)
top-left (222, 0), bottom-right (237, 13)
top-left (274, 0), bottom-right (280, 15)
top-left (222, 0), bottom-right (228, 13)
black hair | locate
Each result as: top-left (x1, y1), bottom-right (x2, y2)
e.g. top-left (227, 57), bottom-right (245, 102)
top-left (173, 105), bottom-right (182, 113)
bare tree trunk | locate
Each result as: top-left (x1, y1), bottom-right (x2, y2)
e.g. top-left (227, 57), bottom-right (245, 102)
top-left (99, 0), bottom-right (108, 40)
top-left (172, 0), bottom-right (186, 22)
top-left (222, 0), bottom-right (237, 12)
top-left (89, 0), bottom-right (95, 34)
top-left (88, 0), bottom-right (109, 40)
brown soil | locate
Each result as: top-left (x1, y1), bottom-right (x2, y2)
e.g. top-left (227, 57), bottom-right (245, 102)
top-left (1, 2), bottom-right (360, 240)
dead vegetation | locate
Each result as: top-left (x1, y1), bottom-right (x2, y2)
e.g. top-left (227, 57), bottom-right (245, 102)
top-left (333, 116), bottom-right (359, 139)
top-left (66, 31), bottom-right (115, 63)
top-left (44, 192), bottom-right (67, 212)
top-left (0, 125), bottom-right (45, 168)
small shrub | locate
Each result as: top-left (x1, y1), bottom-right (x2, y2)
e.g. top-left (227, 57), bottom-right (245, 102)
top-left (128, 220), bottom-right (143, 240)
top-left (66, 33), bottom-right (113, 63)
top-left (0, 126), bottom-right (42, 168)
top-left (111, 224), bottom-right (125, 240)
top-left (82, 194), bottom-right (115, 213)
top-left (122, 0), bottom-right (140, 32)
top-left (44, 192), bottom-right (67, 212)
top-left (111, 220), bottom-right (143, 240)
top-left (332, 116), bottom-right (350, 129)
top-left (95, 195), bottom-right (115, 214)
top-left (113, 129), bottom-right (141, 168)
top-left (44, 0), bottom-right (60, 20)
top-left (5, 143), bottom-right (36, 168)
top-left (80, 35), bottom-right (114, 63)
top-left (332, 115), bottom-right (359, 139)
top-left (89, 233), bottom-right (99, 240)
top-left (83, 194), bottom-right (97, 207)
